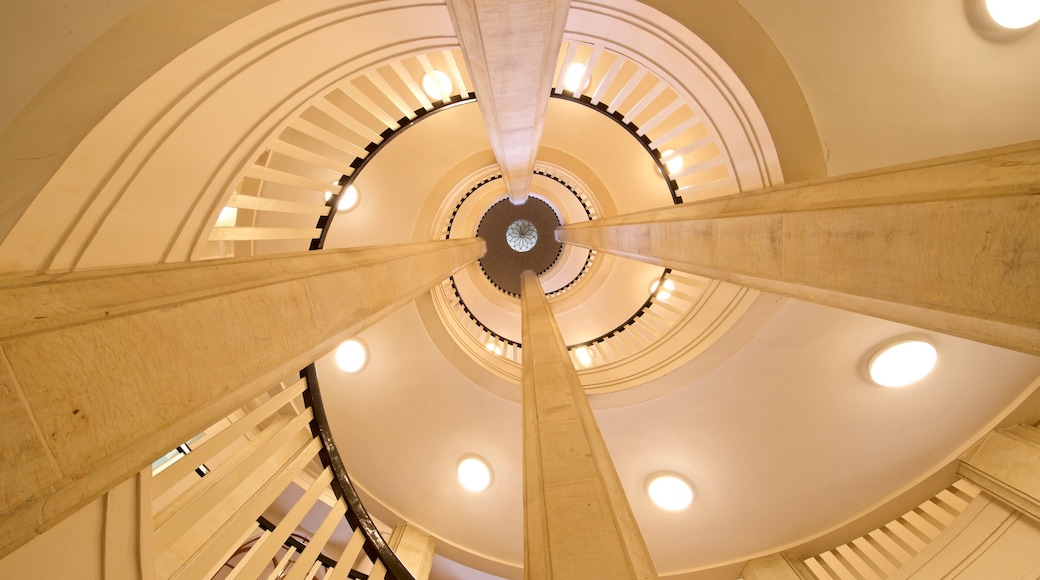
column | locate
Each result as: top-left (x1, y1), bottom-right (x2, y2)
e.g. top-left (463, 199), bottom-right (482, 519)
top-left (445, 0), bottom-right (570, 204)
top-left (558, 141), bottom-right (1040, 356)
top-left (520, 271), bottom-right (657, 579)
top-left (742, 554), bottom-right (812, 580)
top-left (0, 238), bottom-right (484, 559)
top-left (959, 423), bottom-right (1040, 523)
top-left (370, 523), bottom-right (436, 580)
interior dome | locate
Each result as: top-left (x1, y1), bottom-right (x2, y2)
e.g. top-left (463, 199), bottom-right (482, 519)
top-left (2, 1), bottom-right (1038, 579)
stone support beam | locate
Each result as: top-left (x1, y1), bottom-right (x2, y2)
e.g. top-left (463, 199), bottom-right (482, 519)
top-left (0, 238), bottom-right (484, 559)
top-left (959, 424), bottom-right (1040, 524)
top-left (558, 141), bottom-right (1040, 355)
top-left (446, 0), bottom-right (570, 204)
top-left (520, 271), bottom-right (657, 579)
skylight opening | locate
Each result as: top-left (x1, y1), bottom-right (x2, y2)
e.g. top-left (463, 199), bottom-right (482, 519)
top-left (505, 219), bottom-right (538, 252)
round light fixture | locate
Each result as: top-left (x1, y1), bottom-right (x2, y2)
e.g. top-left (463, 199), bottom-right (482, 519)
top-left (337, 184), bottom-right (359, 211)
top-left (457, 456), bottom-right (492, 492)
top-left (422, 70), bottom-right (453, 100)
top-left (985, 0), bottom-right (1040, 28)
top-left (650, 278), bottom-right (675, 300)
top-left (215, 206), bottom-right (238, 227)
top-left (647, 474), bottom-right (694, 511)
top-left (335, 339), bottom-right (368, 373)
top-left (868, 340), bottom-right (937, 387)
top-left (574, 345), bottom-right (594, 367)
top-left (661, 149), bottom-right (684, 175)
top-left (563, 62), bottom-right (589, 93)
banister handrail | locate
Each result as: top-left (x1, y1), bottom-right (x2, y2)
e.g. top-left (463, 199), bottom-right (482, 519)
top-left (255, 516), bottom-right (341, 570)
top-left (567, 268), bottom-right (674, 350)
top-left (301, 364), bottom-right (415, 580)
top-left (552, 91), bottom-right (682, 204)
top-left (311, 95), bottom-right (477, 252)
top-left (253, 516), bottom-right (370, 579)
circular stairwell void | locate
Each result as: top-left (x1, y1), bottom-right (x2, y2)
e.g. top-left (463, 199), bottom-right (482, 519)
top-left (476, 197), bottom-right (562, 296)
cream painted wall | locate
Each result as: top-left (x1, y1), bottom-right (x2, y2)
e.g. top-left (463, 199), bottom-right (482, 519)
top-left (737, 0), bottom-right (1040, 175)
top-left (636, 0), bottom-right (827, 183)
top-left (0, 0), bottom-right (150, 132)
top-left (0, 496), bottom-right (106, 579)
top-left (0, 0), bottom-right (281, 246)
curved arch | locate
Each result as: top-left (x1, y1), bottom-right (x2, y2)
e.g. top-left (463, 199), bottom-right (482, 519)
top-left (0, 0), bottom-right (460, 273)
top-left (0, 0), bottom-right (284, 248)
top-left (629, 0), bottom-right (827, 182)
top-left (566, 0), bottom-right (785, 193)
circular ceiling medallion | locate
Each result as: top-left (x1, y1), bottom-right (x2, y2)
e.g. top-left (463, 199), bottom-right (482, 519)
top-left (476, 197), bottom-right (562, 295)
top-left (505, 219), bottom-right (538, 252)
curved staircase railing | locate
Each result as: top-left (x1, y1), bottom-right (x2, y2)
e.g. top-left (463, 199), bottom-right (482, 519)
top-left (151, 372), bottom-right (414, 580)
top-left (798, 480), bottom-right (981, 579)
top-left (204, 42), bottom-right (737, 373)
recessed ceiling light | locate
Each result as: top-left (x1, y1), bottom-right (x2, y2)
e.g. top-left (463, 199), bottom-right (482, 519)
top-left (215, 206), bottom-right (238, 227)
top-left (563, 62), bottom-right (589, 92)
top-left (457, 456), bottom-right (492, 492)
top-left (985, 0), bottom-right (1040, 28)
top-left (422, 70), bottom-right (453, 100)
top-left (338, 184), bottom-right (359, 211)
top-left (335, 339), bottom-right (367, 373)
top-left (650, 278), bottom-right (675, 300)
top-left (868, 340), bottom-right (937, 387)
top-left (485, 342), bottom-right (504, 355)
top-left (647, 474), bottom-right (694, 511)
top-left (661, 149), bottom-right (684, 175)
top-left (575, 345), bottom-right (593, 367)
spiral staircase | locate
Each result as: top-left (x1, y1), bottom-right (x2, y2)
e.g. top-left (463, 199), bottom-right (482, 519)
top-left (1, 1), bottom-right (1039, 580)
